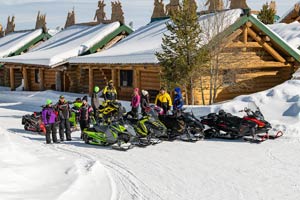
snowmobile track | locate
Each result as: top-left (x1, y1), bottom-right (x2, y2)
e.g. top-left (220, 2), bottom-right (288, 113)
top-left (50, 143), bottom-right (163, 200)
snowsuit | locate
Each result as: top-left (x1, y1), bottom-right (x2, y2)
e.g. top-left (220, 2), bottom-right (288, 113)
top-left (56, 100), bottom-right (72, 141)
top-left (91, 91), bottom-right (100, 119)
top-left (155, 92), bottom-right (172, 114)
top-left (140, 94), bottom-right (150, 115)
top-left (42, 106), bottom-right (58, 144)
top-left (173, 87), bottom-right (184, 112)
top-left (79, 103), bottom-right (93, 133)
top-left (128, 91), bottom-right (141, 118)
top-left (103, 85), bottom-right (117, 101)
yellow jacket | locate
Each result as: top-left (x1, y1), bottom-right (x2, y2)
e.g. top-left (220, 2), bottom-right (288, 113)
top-left (155, 92), bottom-right (172, 106)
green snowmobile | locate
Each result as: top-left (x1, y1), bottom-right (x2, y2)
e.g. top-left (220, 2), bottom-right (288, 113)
top-left (82, 121), bottom-right (136, 151)
top-left (124, 107), bottom-right (168, 146)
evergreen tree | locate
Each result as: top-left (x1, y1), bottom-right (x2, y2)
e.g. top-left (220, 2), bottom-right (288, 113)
top-left (258, 2), bottom-right (276, 24)
top-left (155, 0), bottom-right (207, 104)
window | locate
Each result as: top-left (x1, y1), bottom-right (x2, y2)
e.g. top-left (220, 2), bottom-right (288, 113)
top-left (120, 70), bottom-right (133, 87)
top-left (34, 69), bottom-right (40, 83)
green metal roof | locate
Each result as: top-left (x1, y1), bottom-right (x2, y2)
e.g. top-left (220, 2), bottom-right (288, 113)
top-left (85, 24), bottom-right (133, 55)
top-left (8, 32), bottom-right (52, 57)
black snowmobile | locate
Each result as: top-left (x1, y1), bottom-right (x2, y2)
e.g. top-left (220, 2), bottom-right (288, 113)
top-left (97, 100), bottom-right (126, 123)
top-left (124, 106), bottom-right (168, 146)
top-left (201, 110), bottom-right (259, 142)
top-left (157, 107), bottom-right (205, 142)
top-left (22, 112), bottom-right (46, 134)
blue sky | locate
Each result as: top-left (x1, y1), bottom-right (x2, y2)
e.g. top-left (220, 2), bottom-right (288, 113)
top-left (0, 0), bottom-right (298, 30)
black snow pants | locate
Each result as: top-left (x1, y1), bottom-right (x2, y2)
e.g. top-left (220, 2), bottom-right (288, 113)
top-left (45, 123), bottom-right (58, 144)
top-left (59, 119), bottom-right (71, 141)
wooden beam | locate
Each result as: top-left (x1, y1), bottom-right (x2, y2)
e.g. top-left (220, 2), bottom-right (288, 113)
top-left (247, 28), bottom-right (286, 63)
top-left (39, 68), bottom-right (44, 91)
top-left (246, 21), bottom-right (252, 28)
top-left (221, 28), bottom-right (243, 48)
top-left (22, 67), bottom-right (29, 91)
top-left (243, 26), bottom-right (248, 44)
top-left (9, 68), bottom-right (15, 91)
top-left (88, 67), bottom-right (94, 96)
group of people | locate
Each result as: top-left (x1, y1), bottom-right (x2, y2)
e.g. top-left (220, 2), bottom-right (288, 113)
top-left (41, 79), bottom-right (184, 144)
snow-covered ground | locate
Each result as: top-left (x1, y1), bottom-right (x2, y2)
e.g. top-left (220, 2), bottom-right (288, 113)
top-left (1, 78), bottom-right (300, 200)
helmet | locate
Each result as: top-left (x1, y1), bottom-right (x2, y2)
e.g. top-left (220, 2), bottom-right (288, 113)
top-left (59, 95), bottom-right (64, 99)
top-left (94, 86), bottom-right (100, 93)
top-left (218, 109), bottom-right (226, 117)
top-left (46, 99), bottom-right (52, 105)
top-left (108, 80), bottom-right (113, 84)
top-left (141, 90), bottom-right (148, 96)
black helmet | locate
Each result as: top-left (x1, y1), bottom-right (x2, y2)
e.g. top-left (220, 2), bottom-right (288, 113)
top-left (218, 109), bottom-right (226, 117)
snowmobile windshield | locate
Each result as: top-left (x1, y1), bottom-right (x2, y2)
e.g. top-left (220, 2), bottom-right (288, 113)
top-left (247, 102), bottom-right (264, 120)
top-left (147, 108), bottom-right (159, 120)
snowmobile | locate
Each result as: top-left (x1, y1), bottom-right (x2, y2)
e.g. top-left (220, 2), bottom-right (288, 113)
top-left (156, 106), bottom-right (205, 142)
top-left (201, 110), bottom-right (259, 142)
top-left (97, 100), bottom-right (126, 123)
top-left (82, 121), bottom-right (136, 151)
top-left (240, 102), bottom-right (283, 140)
top-left (124, 106), bottom-right (168, 146)
top-left (22, 112), bottom-right (46, 134)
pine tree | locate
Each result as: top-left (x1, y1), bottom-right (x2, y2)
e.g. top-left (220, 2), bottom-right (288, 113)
top-left (155, 0), bottom-right (207, 104)
top-left (257, 2), bottom-right (276, 24)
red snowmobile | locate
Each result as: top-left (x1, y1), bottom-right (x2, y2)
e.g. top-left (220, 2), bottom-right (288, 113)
top-left (240, 102), bottom-right (283, 141)
top-left (22, 112), bottom-right (46, 135)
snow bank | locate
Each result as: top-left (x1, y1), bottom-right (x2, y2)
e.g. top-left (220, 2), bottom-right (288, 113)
top-left (0, 29), bottom-right (43, 58)
top-left (0, 22), bottom-right (121, 67)
top-left (69, 9), bottom-right (243, 64)
top-left (0, 123), bottom-right (114, 200)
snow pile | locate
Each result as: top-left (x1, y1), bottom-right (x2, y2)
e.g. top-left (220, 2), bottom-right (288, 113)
top-left (69, 9), bottom-right (243, 64)
top-left (0, 121), bottom-right (114, 200)
top-left (0, 29), bottom-right (42, 58)
top-left (268, 21), bottom-right (300, 53)
top-left (292, 68), bottom-right (300, 79)
top-left (0, 22), bottom-right (121, 67)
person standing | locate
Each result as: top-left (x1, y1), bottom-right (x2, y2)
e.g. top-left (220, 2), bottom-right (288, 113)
top-left (173, 87), bottom-right (184, 115)
top-left (103, 80), bottom-right (117, 102)
top-left (42, 99), bottom-right (58, 144)
top-left (91, 86), bottom-right (100, 119)
top-left (79, 96), bottom-right (93, 139)
top-left (129, 88), bottom-right (141, 118)
top-left (141, 90), bottom-right (150, 115)
top-left (56, 95), bottom-right (72, 141)
top-left (155, 87), bottom-right (172, 114)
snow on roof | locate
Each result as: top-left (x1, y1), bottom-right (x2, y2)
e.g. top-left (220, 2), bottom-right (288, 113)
top-left (268, 21), bottom-right (300, 54)
top-left (69, 9), bottom-right (244, 64)
top-left (0, 22), bottom-right (121, 67)
top-left (0, 29), bottom-right (43, 58)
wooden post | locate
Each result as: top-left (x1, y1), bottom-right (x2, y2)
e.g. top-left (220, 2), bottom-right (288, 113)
top-left (133, 69), bottom-right (138, 88)
top-left (39, 68), bottom-right (44, 90)
top-left (248, 28), bottom-right (286, 63)
top-left (10, 67), bottom-right (15, 91)
top-left (243, 27), bottom-right (248, 44)
top-left (22, 67), bottom-right (29, 91)
top-left (88, 66), bottom-right (93, 96)
top-left (56, 71), bottom-right (62, 91)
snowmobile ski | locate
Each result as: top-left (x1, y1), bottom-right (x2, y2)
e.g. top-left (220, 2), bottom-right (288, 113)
top-left (111, 142), bottom-right (133, 151)
top-left (243, 136), bottom-right (266, 143)
top-left (257, 131), bottom-right (283, 140)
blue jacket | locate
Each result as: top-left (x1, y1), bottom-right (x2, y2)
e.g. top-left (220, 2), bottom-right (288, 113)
top-left (173, 87), bottom-right (184, 110)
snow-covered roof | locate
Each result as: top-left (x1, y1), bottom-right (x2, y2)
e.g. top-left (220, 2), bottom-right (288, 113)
top-left (268, 22), bottom-right (300, 53)
top-left (69, 9), bottom-right (244, 64)
top-left (0, 22), bottom-right (121, 67)
top-left (0, 29), bottom-right (43, 58)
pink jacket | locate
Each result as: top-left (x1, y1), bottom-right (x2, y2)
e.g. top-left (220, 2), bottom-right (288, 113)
top-left (131, 94), bottom-right (140, 108)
